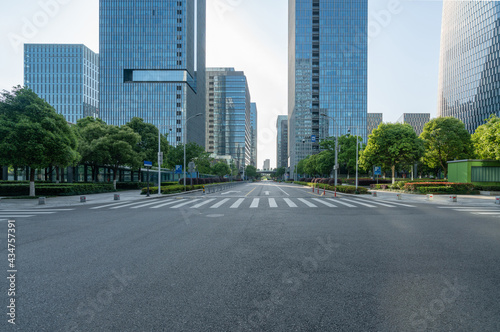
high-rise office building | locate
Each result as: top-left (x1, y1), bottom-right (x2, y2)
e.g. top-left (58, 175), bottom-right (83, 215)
top-left (367, 113), bottom-right (383, 137)
top-left (288, 0), bottom-right (368, 177)
top-left (24, 44), bottom-right (99, 123)
top-left (206, 68), bottom-right (252, 172)
top-left (263, 159), bottom-right (271, 171)
top-left (99, 0), bottom-right (206, 146)
top-left (250, 103), bottom-right (258, 168)
top-left (437, 1), bottom-right (500, 133)
top-left (277, 115), bottom-right (288, 169)
top-left (397, 113), bottom-right (430, 136)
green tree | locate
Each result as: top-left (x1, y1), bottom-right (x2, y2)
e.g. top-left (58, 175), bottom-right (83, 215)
top-left (97, 125), bottom-right (141, 188)
top-left (245, 165), bottom-right (258, 178)
top-left (320, 134), bottom-right (364, 178)
top-left (420, 117), bottom-right (473, 178)
top-left (359, 123), bottom-right (424, 184)
top-left (75, 117), bottom-right (109, 182)
top-left (193, 152), bottom-right (213, 175)
top-left (125, 117), bottom-right (170, 168)
top-left (304, 154), bottom-right (319, 176)
top-left (212, 161), bottom-right (231, 177)
top-left (472, 115), bottom-right (500, 160)
top-left (166, 142), bottom-right (205, 169)
top-left (0, 87), bottom-right (78, 196)
top-left (297, 156), bottom-right (309, 177)
top-left (275, 166), bottom-right (286, 179)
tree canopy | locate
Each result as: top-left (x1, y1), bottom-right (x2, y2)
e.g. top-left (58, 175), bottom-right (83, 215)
top-left (125, 117), bottom-right (169, 168)
top-left (472, 115), bottom-right (500, 160)
top-left (212, 161), bottom-right (231, 177)
top-left (359, 123), bottom-right (424, 183)
top-left (245, 165), bottom-right (258, 178)
top-left (0, 86), bottom-right (78, 195)
top-left (420, 117), bottom-right (473, 178)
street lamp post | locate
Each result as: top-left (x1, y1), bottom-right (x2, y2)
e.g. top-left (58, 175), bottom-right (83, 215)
top-left (183, 113), bottom-right (203, 192)
top-left (157, 126), bottom-right (172, 196)
top-left (348, 126), bottom-right (362, 191)
top-left (320, 113), bottom-right (339, 187)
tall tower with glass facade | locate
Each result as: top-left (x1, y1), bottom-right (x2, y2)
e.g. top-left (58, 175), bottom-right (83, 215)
top-left (438, 2), bottom-right (500, 133)
top-left (24, 44), bottom-right (99, 124)
top-left (288, 0), bottom-right (367, 177)
top-left (250, 103), bottom-right (258, 168)
top-left (206, 68), bottom-right (252, 173)
top-left (99, 0), bottom-right (206, 146)
top-left (277, 115), bottom-right (288, 169)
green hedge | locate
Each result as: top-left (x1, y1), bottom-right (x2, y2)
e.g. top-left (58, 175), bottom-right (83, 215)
top-left (0, 183), bottom-right (115, 196)
top-left (404, 182), bottom-right (474, 193)
top-left (475, 186), bottom-right (500, 191)
top-left (141, 184), bottom-right (204, 195)
top-left (293, 181), bottom-right (368, 194)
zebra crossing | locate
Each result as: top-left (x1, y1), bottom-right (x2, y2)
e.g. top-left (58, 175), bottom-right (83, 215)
top-left (437, 206), bottom-right (500, 217)
top-left (89, 197), bottom-right (416, 211)
top-left (0, 208), bottom-right (75, 221)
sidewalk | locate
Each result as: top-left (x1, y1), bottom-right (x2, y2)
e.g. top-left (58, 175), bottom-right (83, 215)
top-left (367, 190), bottom-right (497, 207)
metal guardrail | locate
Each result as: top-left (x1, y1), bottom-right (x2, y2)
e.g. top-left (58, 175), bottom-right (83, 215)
top-left (204, 182), bottom-right (246, 194)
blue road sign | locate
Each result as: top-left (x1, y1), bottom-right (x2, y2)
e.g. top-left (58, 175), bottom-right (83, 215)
top-left (374, 166), bottom-right (382, 176)
top-left (175, 165), bottom-right (183, 174)
top-left (311, 135), bottom-right (317, 143)
top-left (144, 161), bottom-right (153, 167)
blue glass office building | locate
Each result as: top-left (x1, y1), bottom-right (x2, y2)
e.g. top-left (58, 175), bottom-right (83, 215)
top-left (288, 0), bottom-right (367, 176)
top-left (438, 2), bottom-right (500, 133)
top-left (99, 0), bottom-right (206, 146)
top-left (206, 68), bottom-right (252, 172)
top-left (24, 44), bottom-right (99, 123)
top-left (249, 103), bottom-right (258, 168)
top-left (277, 115), bottom-right (288, 169)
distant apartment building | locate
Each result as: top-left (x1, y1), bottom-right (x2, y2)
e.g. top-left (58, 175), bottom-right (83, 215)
top-left (397, 113), bottom-right (430, 136)
top-left (24, 44), bottom-right (99, 123)
top-left (277, 115), bottom-right (288, 169)
top-left (438, 1), bottom-right (500, 133)
top-left (250, 103), bottom-right (258, 168)
top-left (367, 113), bottom-right (383, 136)
top-left (263, 159), bottom-right (271, 171)
top-left (206, 68), bottom-right (252, 173)
top-left (99, 0), bottom-right (206, 146)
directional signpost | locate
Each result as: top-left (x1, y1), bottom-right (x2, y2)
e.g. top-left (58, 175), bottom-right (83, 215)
top-left (144, 161), bottom-right (153, 197)
top-left (188, 162), bottom-right (196, 186)
top-left (311, 135), bottom-right (317, 143)
top-left (175, 165), bottom-right (182, 174)
top-left (374, 166), bottom-right (382, 184)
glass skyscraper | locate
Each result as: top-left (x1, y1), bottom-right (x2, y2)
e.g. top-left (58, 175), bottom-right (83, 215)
top-left (288, 0), bottom-right (368, 176)
top-left (24, 44), bottom-right (99, 123)
top-left (250, 102), bottom-right (258, 168)
top-left (367, 113), bottom-right (383, 137)
top-left (206, 68), bottom-right (252, 172)
top-left (438, 2), bottom-right (500, 133)
top-left (99, 0), bottom-right (206, 146)
top-left (397, 113), bottom-right (430, 136)
top-left (277, 115), bottom-right (288, 169)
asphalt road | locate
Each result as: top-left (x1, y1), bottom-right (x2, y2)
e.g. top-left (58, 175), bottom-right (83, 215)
top-left (1, 181), bottom-right (500, 331)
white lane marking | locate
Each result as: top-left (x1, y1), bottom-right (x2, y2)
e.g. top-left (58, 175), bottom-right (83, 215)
top-left (327, 199), bottom-right (356, 208)
top-left (269, 198), bottom-right (278, 208)
top-left (191, 199), bottom-right (216, 209)
top-left (110, 201), bottom-right (154, 209)
top-left (171, 199), bottom-right (201, 209)
top-left (150, 200), bottom-right (179, 209)
top-left (264, 191), bottom-right (270, 196)
top-left (230, 198), bottom-right (245, 209)
top-left (0, 209), bottom-right (73, 212)
top-left (472, 212), bottom-right (500, 215)
top-left (250, 198), bottom-right (260, 208)
top-left (438, 207), bottom-right (482, 209)
top-left (0, 215), bottom-right (36, 218)
top-left (90, 202), bottom-right (133, 209)
top-left (131, 201), bottom-right (170, 209)
top-left (283, 198), bottom-right (297, 208)
top-left (375, 200), bottom-right (416, 208)
top-left (211, 198), bottom-right (230, 208)
top-left (453, 209), bottom-right (500, 212)
top-left (351, 199), bottom-right (394, 208)
top-left (298, 198), bottom-right (317, 208)
top-left (0, 211), bottom-right (56, 214)
top-left (312, 198), bottom-right (337, 207)
top-left (275, 185), bottom-right (290, 196)
top-left (345, 200), bottom-right (376, 208)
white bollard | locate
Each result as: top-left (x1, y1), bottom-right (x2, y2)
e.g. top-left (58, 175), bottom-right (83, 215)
top-left (450, 195), bottom-right (457, 203)
top-left (397, 194), bottom-right (402, 200)
top-left (496, 197), bottom-right (500, 205)
top-left (372, 192), bottom-right (377, 197)
top-left (427, 194), bottom-right (434, 201)
top-left (38, 197), bottom-right (46, 205)
top-left (80, 196), bottom-right (87, 203)
top-left (114, 194), bottom-right (120, 201)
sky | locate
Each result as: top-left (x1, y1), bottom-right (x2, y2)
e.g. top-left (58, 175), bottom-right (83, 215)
top-left (0, 0), bottom-right (444, 169)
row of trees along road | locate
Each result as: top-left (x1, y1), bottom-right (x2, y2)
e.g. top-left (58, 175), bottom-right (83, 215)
top-left (0, 87), bottom-right (176, 196)
top-left (299, 116), bottom-right (499, 185)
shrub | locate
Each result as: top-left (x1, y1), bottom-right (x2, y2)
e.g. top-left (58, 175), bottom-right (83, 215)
top-left (404, 182), bottom-right (474, 193)
top-left (116, 182), bottom-right (155, 190)
top-left (0, 183), bottom-right (115, 196)
top-left (474, 185), bottom-right (500, 191)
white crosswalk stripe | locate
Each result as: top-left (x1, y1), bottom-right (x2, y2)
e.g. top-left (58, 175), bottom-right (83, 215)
top-left (192, 199), bottom-right (216, 209)
top-left (231, 198), bottom-right (245, 209)
top-left (343, 199), bottom-right (376, 208)
top-left (90, 202), bottom-right (131, 210)
top-left (131, 201), bottom-right (168, 209)
top-left (211, 198), bottom-right (230, 208)
top-left (150, 200), bottom-right (178, 209)
top-left (283, 198), bottom-right (297, 208)
top-left (328, 199), bottom-right (357, 208)
top-left (171, 199), bottom-right (201, 209)
top-left (298, 198), bottom-right (317, 208)
top-left (312, 198), bottom-right (336, 207)
top-left (350, 199), bottom-right (396, 208)
top-left (269, 198), bottom-right (278, 208)
top-left (250, 198), bottom-right (260, 208)
top-left (0, 208), bottom-right (73, 220)
top-left (109, 201), bottom-right (153, 209)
